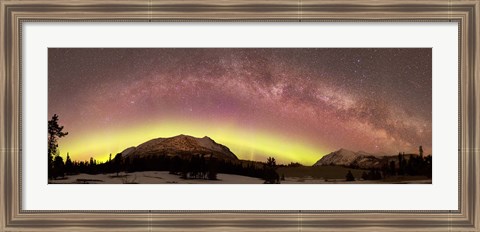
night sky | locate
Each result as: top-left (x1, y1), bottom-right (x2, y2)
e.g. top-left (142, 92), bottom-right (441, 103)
top-left (48, 48), bottom-right (432, 165)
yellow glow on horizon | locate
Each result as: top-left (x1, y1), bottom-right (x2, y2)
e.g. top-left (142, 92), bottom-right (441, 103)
top-left (58, 119), bottom-right (329, 166)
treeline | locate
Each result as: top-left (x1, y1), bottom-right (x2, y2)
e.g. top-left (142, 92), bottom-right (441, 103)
top-left (50, 152), bottom-right (282, 184)
top-left (121, 153), bottom-right (270, 181)
top-left (347, 146), bottom-right (432, 181)
top-left (381, 153), bottom-right (432, 178)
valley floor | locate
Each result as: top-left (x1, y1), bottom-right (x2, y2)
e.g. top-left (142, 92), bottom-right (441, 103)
top-left (48, 171), bottom-right (432, 184)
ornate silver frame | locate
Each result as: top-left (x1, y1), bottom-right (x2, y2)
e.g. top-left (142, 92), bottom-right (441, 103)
top-left (1, 0), bottom-right (479, 231)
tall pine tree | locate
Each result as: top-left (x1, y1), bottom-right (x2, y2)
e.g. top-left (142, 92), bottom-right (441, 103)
top-left (48, 114), bottom-right (68, 179)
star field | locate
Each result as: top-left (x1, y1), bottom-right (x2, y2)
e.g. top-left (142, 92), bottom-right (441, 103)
top-left (48, 48), bottom-right (432, 164)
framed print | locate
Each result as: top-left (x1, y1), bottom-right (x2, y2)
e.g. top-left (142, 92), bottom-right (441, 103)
top-left (47, 47), bottom-right (432, 185)
top-left (1, 0), bottom-right (479, 231)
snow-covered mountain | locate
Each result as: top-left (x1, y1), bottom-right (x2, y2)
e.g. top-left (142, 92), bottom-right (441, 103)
top-left (313, 148), bottom-right (392, 169)
top-left (121, 134), bottom-right (238, 160)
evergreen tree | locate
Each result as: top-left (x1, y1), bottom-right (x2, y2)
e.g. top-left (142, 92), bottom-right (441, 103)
top-left (114, 153), bottom-right (123, 176)
top-left (345, 170), bottom-right (355, 181)
top-left (267, 157), bottom-right (276, 167)
top-left (65, 153), bottom-right (73, 175)
top-left (389, 160), bottom-right (396, 176)
top-left (264, 157), bottom-right (280, 184)
top-left (48, 114), bottom-right (68, 179)
top-left (52, 155), bottom-right (65, 179)
top-left (207, 157), bottom-right (218, 180)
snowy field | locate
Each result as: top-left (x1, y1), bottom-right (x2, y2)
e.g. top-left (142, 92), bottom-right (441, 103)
top-left (48, 171), bottom-right (431, 184)
top-left (49, 171), bottom-right (265, 184)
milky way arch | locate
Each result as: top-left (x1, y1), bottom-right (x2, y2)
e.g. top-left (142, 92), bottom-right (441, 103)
top-left (48, 48), bottom-right (432, 164)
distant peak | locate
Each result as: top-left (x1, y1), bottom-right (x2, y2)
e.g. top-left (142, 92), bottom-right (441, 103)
top-left (123, 134), bottom-right (238, 160)
top-left (161, 134), bottom-right (218, 143)
top-left (171, 134), bottom-right (209, 139)
top-left (170, 134), bottom-right (194, 139)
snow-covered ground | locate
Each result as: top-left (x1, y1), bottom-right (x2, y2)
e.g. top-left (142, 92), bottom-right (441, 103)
top-left (49, 171), bottom-right (265, 184)
top-left (48, 171), bottom-right (431, 184)
top-left (281, 177), bottom-right (431, 184)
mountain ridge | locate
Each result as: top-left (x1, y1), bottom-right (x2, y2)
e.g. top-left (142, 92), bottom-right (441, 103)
top-left (313, 148), bottom-right (398, 169)
top-left (121, 134), bottom-right (238, 161)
